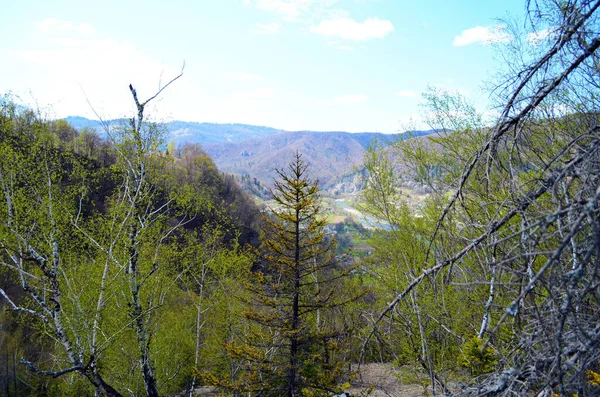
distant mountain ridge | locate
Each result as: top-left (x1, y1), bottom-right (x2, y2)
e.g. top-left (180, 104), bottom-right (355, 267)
top-left (65, 116), bottom-right (432, 146)
top-left (65, 116), bottom-right (436, 194)
top-left (202, 130), bottom-right (432, 189)
top-left (65, 116), bottom-right (286, 145)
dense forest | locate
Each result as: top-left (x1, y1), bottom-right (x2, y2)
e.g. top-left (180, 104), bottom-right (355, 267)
top-left (2, 0), bottom-right (600, 396)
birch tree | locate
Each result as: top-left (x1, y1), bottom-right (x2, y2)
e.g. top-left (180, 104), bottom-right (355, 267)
top-left (361, 1), bottom-right (600, 395)
top-left (0, 95), bottom-right (123, 396)
top-left (0, 66), bottom-right (185, 396)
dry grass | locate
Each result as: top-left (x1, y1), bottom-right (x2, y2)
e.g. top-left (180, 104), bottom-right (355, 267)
top-left (193, 363), bottom-right (430, 396)
top-left (329, 215), bottom-right (347, 224)
top-left (348, 363), bottom-right (428, 397)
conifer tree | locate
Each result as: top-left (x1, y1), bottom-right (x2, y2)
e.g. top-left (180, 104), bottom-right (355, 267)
top-left (226, 151), bottom-right (357, 397)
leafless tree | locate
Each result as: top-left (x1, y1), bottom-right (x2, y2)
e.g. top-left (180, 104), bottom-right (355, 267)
top-left (362, 1), bottom-right (600, 395)
top-left (0, 98), bottom-right (124, 396)
top-left (0, 65), bottom-right (184, 396)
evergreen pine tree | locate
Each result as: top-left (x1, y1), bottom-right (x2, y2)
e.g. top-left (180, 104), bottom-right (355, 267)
top-left (222, 151), bottom-right (358, 396)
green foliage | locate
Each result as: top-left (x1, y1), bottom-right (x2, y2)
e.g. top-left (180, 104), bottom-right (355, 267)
top-left (587, 362), bottom-right (600, 387)
top-left (0, 93), bottom-right (261, 396)
top-left (356, 91), bottom-right (515, 383)
top-left (458, 337), bottom-right (497, 376)
top-left (357, 6), bottom-right (600, 392)
top-left (212, 151), bottom-right (363, 397)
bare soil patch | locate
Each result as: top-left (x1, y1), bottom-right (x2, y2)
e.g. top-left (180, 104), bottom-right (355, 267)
top-left (194, 363), bottom-right (429, 396)
top-left (348, 363), bottom-right (428, 397)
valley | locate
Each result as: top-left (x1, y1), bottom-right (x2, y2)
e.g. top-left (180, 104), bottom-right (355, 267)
top-left (66, 116), bottom-right (435, 194)
top-left (2, 2), bottom-right (599, 395)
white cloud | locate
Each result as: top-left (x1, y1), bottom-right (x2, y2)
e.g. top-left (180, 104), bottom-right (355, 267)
top-left (37, 18), bottom-right (72, 34)
top-left (251, 22), bottom-right (280, 34)
top-left (232, 88), bottom-right (276, 100)
top-left (37, 18), bottom-right (95, 37)
top-left (452, 25), bottom-right (512, 47)
top-left (310, 17), bottom-right (393, 41)
top-left (9, 38), bottom-right (177, 87)
top-left (527, 27), bottom-right (555, 45)
top-left (76, 23), bottom-right (95, 37)
top-left (396, 90), bottom-right (417, 97)
top-left (338, 45), bottom-right (353, 51)
top-left (8, 20), bottom-right (180, 119)
top-left (224, 71), bottom-right (264, 80)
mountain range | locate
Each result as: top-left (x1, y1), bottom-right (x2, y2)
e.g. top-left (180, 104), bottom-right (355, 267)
top-left (65, 116), bottom-right (435, 193)
top-left (65, 116), bottom-right (286, 145)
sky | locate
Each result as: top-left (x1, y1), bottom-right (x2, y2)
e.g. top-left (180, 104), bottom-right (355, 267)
top-left (0, 0), bottom-right (533, 133)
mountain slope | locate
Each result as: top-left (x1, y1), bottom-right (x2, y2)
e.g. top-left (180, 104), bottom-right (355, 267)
top-left (64, 116), bottom-right (436, 193)
top-left (202, 130), bottom-right (435, 190)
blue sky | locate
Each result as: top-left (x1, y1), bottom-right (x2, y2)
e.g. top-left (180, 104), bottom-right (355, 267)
top-left (1, 0), bottom-right (530, 132)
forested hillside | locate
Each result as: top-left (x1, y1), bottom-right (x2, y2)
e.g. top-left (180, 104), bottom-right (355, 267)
top-left (0, 86), bottom-right (265, 395)
top-left (354, 1), bottom-right (600, 395)
top-left (202, 130), bottom-right (434, 191)
top-left (66, 116), bottom-right (435, 192)
top-left (1, 0), bottom-right (600, 396)
top-left (65, 116), bottom-right (287, 145)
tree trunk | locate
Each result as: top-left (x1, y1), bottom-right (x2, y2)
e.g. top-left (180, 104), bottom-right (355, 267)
top-left (87, 370), bottom-right (124, 397)
top-left (288, 204), bottom-right (301, 397)
top-left (128, 223), bottom-right (159, 397)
